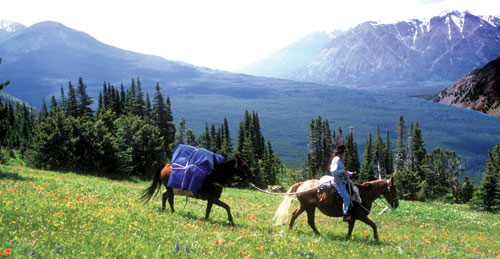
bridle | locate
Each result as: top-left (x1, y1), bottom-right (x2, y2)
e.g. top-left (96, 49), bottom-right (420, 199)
top-left (381, 180), bottom-right (398, 210)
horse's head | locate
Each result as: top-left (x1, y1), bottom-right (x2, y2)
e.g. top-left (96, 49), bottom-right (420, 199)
top-left (383, 177), bottom-right (399, 209)
top-left (234, 154), bottom-right (255, 181)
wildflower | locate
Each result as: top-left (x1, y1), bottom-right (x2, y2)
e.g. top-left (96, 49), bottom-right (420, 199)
top-left (300, 251), bottom-right (304, 256)
top-left (308, 251), bottom-right (312, 256)
top-left (175, 244), bottom-right (180, 251)
top-left (5, 248), bottom-right (11, 255)
top-left (185, 245), bottom-right (190, 253)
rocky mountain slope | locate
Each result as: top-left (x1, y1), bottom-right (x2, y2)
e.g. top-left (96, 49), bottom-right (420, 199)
top-left (432, 57), bottom-right (500, 117)
top-left (239, 11), bottom-right (500, 96)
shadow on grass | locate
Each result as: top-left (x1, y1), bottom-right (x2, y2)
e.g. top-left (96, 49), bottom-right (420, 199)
top-left (154, 203), bottom-right (237, 228)
top-left (0, 169), bottom-right (35, 181)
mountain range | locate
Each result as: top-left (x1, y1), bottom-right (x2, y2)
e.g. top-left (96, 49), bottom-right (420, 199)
top-left (432, 57), bottom-right (500, 116)
top-left (1, 18), bottom-right (500, 181)
top-left (238, 11), bottom-right (500, 96)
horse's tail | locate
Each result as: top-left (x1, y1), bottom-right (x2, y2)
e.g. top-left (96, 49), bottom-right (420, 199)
top-left (141, 164), bottom-right (165, 203)
top-left (273, 182), bottom-right (303, 226)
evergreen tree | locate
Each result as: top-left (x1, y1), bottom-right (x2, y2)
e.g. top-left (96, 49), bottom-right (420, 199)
top-left (472, 142), bottom-right (500, 212)
top-left (174, 117), bottom-right (187, 146)
top-left (134, 77), bottom-right (145, 118)
top-left (418, 148), bottom-right (464, 202)
top-left (305, 116), bottom-right (334, 179)
top-left (66, 81), bottom-right (78, 117)
top-left (220, 117), bottom-right (233, 158)
top-left (60, 85), bottom-right (67, 113)
top-left (113, 115), bottom-right (165, 178)
top-left (394, 115), bottom-right (407, 172)
top-left (360, 132), bottom-right (375, 182)
top-left (76, 77), bottom-right (93, 118)
top-left (384, 130), bottom-right (394, 176)
top-left (459, 176), bottom-right (475, 204)
top-left (153, 83), bottom-right (175, 156)
top-left (185, 128), bottom-right (197, 147)
top-left (344, 126), bottom-right (360, 178)
top-left (373, 126), bottom-right (387, 179)
top-left (412, 121), bottom-right (426, 167)
top-left (0, 57), bottom-right (9, 91)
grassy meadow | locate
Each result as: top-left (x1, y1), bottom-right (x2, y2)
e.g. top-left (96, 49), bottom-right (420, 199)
top-left (1, 163), bottom-right (500, 258)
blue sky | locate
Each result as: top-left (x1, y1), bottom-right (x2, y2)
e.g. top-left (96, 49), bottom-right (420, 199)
top-left (1, 0), bottom-right (498, 71)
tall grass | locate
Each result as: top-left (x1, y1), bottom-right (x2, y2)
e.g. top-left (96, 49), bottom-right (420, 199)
top-left (1, 164), bottom-right (499, 258)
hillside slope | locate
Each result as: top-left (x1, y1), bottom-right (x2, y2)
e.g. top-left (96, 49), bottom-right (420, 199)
top-left (432, 57), bottom-right (500, 117)
top-left (1, 164), bottom-right (500, 258)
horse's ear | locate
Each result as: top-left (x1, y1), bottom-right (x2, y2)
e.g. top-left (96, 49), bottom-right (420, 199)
top-left (234, 154), bottom-right (240, 167)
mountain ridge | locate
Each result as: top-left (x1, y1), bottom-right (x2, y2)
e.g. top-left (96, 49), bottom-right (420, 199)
top-left (239, 11), bottom-right (500, 96)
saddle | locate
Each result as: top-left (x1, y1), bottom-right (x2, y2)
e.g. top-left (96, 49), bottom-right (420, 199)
top-left (317, 176), bottom-right (362, 206)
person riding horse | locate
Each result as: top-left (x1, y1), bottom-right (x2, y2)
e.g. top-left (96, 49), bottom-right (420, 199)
top-left (330, 144), bottom-right (356, 222)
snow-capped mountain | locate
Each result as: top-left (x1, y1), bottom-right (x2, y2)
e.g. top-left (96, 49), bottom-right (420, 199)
top-left (0, 19), bottom-right (26, 40)
top-left (239, 11), bottom-right (500, 96)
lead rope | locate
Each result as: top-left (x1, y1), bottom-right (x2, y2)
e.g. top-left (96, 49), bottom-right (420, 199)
top-left (249, 181), bottom-right (331, 196)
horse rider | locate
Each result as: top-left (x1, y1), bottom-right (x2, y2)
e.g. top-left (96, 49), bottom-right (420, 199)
top-left (330, 144), bottom-right (357, 222)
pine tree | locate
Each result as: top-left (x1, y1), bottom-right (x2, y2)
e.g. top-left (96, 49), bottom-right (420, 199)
top-left (344, 126), bottom-right (360, 178)
top-left (418, 148), bottom-right (464, 202)
top-left (459, 176), bottom-right (475, 204)
top-left (360, 132), bottom-right (375, 182)
top-left (153, 83), bottom-right (175, 156)
top-left (0, 57), bottom-right (9, 92)
top-left (76, 77), bottom-right (93, 118)
top-left (385, 130), bottom-right (394, 176)
top-left (472, 142), bottom-right (500, 212)
top-left (134, 77), bottom-right (145, 118)
top-left (394, 115), bottom-right (407, 172)
top-left (66, 81), bottom-right (78, 117)
top-left (220, 117), bottom-right (233, 158)
top-left (373, 126), bottom-right (387, 179)
top-left (185, 128), bottom-right (197, 147)
top-left (412, 121), bottom-right (426, 167)
top-left (174, 117), bottom-right (187, 146)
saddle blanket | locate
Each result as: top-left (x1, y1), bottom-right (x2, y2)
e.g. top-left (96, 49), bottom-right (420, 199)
top-left (318, 175), bottom-right (362, 204)
top-left (167, 144), bottom-right (226, 194)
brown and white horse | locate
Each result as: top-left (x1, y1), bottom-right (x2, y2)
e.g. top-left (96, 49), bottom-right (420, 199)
top-left (273, 178), bottom-right (398, 241)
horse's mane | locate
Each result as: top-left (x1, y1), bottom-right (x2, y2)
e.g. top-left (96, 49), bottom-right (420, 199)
top-left (356, 179), bottom-right (389, 198)
top-left (210, 157), bottom-right (237, 183)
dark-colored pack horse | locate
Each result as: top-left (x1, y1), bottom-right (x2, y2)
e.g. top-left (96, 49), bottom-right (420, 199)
top-left (141, 144), bottom-right (254, 225)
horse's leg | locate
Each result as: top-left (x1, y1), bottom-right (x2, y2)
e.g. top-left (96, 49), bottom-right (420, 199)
top-left (205, 201), bottom-right (213, 220)
top-left (211, 199), bottom-right (234, 225)
top-left (166, 187), bottom-right (175, 212)
top-left (162, 190), bottom-right (168, 211)
top-left (358, 215), bottom-right (378, 241)
top-left (346, 219), bottom-right (356, 239)
top-left (288, 205), bottom-right (305, 230)
top-left (305, 207), bottom-right (320, 235)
